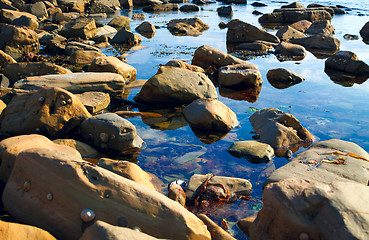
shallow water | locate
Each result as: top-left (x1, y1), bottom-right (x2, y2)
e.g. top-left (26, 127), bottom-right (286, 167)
top-left (101, 1), bottom-right (369, 238)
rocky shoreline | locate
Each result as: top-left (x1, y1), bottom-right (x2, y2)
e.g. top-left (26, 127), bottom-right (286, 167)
top-left (0, 0), bottom-right (369, 239)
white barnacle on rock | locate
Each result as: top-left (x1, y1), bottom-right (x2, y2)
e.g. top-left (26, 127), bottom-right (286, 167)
top-left (38, 97), bottom-right (45, 104)
top-left (46, 193), bottom-right (53, 201)
top-left (80, 209), bottom-right (95, 222)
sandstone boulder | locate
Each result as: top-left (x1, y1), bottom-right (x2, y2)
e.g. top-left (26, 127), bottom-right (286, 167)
top-left (267, 68), bottom-right (304, 89)
top-left (197, 214), bottom-right (236, 240)
top-left (65, 41), bottom-right (101, 55)
top-left (167, 18), bottom-right (209, 36)
top-left (133, 66), bottom-right (217, 106)
top-left (0, 9), bottom-right (38, 24)
top-left (95, 25), bottom-right (117, 38)
top-left (57, 0), bottom-right (88, 12)
top-left (360, 21), bottom-right (369, 43)
top-left (0, 49), bottom-right (16, 68)
top-left (0, 220), bottom-right (56, 240)
top-left (305, 19), bottom-right (335, 35)
top-left (275, 25), bottom-right (306, 41)
top-left (227, 141), bottom-right (274, 163)
top-left (2, 147), bottom-right (211, 240)
top-left (164, 60), bottom-right (205, 73)
top-left (135, 21), bottom-right (156, 38)
top-left (110, 29), bottom-right (142, 47)
top-left (290, 33), bottom-right (340, 51)
top-left (69, 50), bottom-right (105, 65)
top-left (183, 98), bottom-right (238, 130)
top-left (108, 15), bottom-right (131, 29)
top-left (325, 50), bottom-right (369, 75)
top-left (89, 0), bottom-right (120, 14)
top-left (89, 56), bottom-right (136, 82)
top-left (0, 87), bottom-right (91, 137)
top-left (75, 91), bottom-right (110, 114)
top-left (259, 10), bottom-right (331, 24)
top-left (53, 138), bottom-right (99, 158)
top-left (290, 20), bottom-right (311, 32)
top-left (12, 15), bottom-right (39, 29)
top-left (274, 41), bottom-right (306, 58)
top-left (19, 1), bottom-right (48, 20)
top-left (142, 3), bottom-right (179, 12)
top-left (218, 63), bottom-right (262, 87)
top-left (59, 17), bottom-right (97, 39)
top-left (168, 183), bottom-right (186, 206)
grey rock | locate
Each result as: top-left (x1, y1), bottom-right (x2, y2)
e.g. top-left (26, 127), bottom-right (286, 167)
top-left (325, 51), bottom-right (369, 75)
top-left (227, 140), bottom-right (274, 163)
top-left (360, 21), bottom-right (369, 43)
top-left (275, 41), bottom-right (306, 57)
top-left (305, 19), bottom-right (335, 35)
top-left (290, 33), bottom-right (340, 51)
top-left (276, 25), bottom-right (306, 41)
top-left (217, 6), bottom-right (233, 17)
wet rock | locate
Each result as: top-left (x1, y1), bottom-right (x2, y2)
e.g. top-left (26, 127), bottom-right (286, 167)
top-left (80, 221), bottom-right (161, 240)
top-left (218, 63), bottom-right (262, 87)
top-left (223, 0), bottom-right (245, 4)
top-left (234, 41), bottom-right (274, 54)
top-left (226, 19), bottom-right (280, 44)
top-left (179, 4), bottom-right (200, 12)
top-left (164, 60), bottom-right (205, 73)
top-left (0, 220), bottom-right (56, 240)
top-left (19, 1), bottom-right (48, 20)
top-left (3, 146), bottom-right (212, 240)
top-left (108, 15), bottom-right (130, 29)
top-left (276, 25), bottom-right (306, 41)
top-left (274, 41), bottom-right (306, 58)
top-left (4, 62), bottom-right (71, 86)
top-left (324, 68), bottom-right (368, 87)
top-left (59, 17), bottom-right (97, 39)
top-left (134, 66), bottom-right (217, 106)
top-left (13, 72), bottom-right (125, 96)
top-left (53, 12), bottom-right (79, 23)
top-left (227, 141), bottom-right (274, 164)
top-left (281, 2), bottom-right (305, 9)
top-left (325, 51), bottom-right (369, 75)
top-left (305, 19), bottom-right (335, 35)
top-left (249, 108), bottom-right (313, 156)
top-left (89, 0), bottom-right (120, 14)
top-left (359, 21), bottom-right (369, 43)
top-left (217, 6), bottom-right (232, 17)
top-left (290, 33), bottom-right (340, 51)
top-left (251, 2), bottom-right (267, 7)
top-left (267, 68), bottom-right (304, 89)
top-left (168, 183), bottom-right (186, 206)
top-left (274, 7), bottom-right (334, 16)
top-left (96, 158), bottom-right (156, 190)
top-left (289, 20), bottom-right (311, 32)
top-left (183, 98), bottom-right (238, 130)
top-left (57, 0), bottom-right (87, 12)
top-left (0, 87), bottom-right (91, 138)
top-left (89, 56), bottom-right (137, 82)
top-left (219, 86), bottom-right (261, 103)
top-left (69, 50), bottom-right (105, 65)
top-left (65, 41), bottom-right (101, 55)
top-left (110, 28), bottom-right (142, 47)
top-left (135, 21), bottom-right (156, 38)
top-left (53, 139), bottom-right (99, 158)
top-left (143, 3), bottom-right (179, 12)
top-left (186, 174), bottom-right (252, 203)
top-left (0, 9), bottom-right (37, 24)
top-left (139, 108), bottom-right (188, 131)
top-left (237, 216), bottom-right (255, 237)
top-left (0, 23), bottom-right (40, 60)
top-left (95, 25), bottom-right (117, 38)
top-left (167, 17), bottom-right (209, 36)
top-left (132, 13), bottom-right (145, 20)
top-left (0, 50), bottom-right (16, 68)
top-left (252, 10), bottom-right (263, 15)
top-left (192, 45), bottom-right (247, 72)
top-left (80, 113), bottom-right (143, 152)
top-left (259, 9), bottom-right (331, 24)
top-left (343, 34), bottom-right (359, 40)
top-left (75, 91), bottom-right (110, 114)
top-left (197, 214), bottom-right (237, 240)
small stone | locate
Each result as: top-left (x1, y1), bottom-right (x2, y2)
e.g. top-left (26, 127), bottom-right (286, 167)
top-left (80, 209), bottom-right (96, 222)
top-left (46, 193), bottom-right (53, 201)
top-left (23, 180), bottom-right (31, 192)
top-left (227, 140), bottom-right (274, 164)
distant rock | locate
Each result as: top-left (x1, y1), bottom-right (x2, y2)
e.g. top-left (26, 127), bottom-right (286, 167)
top-left (68, 50), bottom-right (105, 65)
top-left (143, 3), bottom-right (179, 12)
top-left (164, 60), bottom-right (205, 73)
top-left (259, 9), bottom-right (331, 24)
top-left (167, 18), bottom-right (209, 36)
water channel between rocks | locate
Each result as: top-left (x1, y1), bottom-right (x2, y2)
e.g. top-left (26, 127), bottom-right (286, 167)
top-left (96, 0), bottom-right (369, 238)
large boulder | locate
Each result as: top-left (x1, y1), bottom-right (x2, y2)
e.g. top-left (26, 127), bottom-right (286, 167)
top-left (59, 17), bottom-right (97, 39)
top-left (218, 63), bottom-right (262, 87)
top-left (290, 33), bottom-right (340, 51)
top-left (0, 87), bottom-right (91, 137)
top-left (275, 25), bottom-right (306, 41)
top-left (0, 23), bottom-right (40, 60)
top-left (305, 19), bottom-right (335, 35)
top-left (167, 18), bottom-right (208, 36)
top-left (19, 1), bottom-right (48, 20)
top-left (57, 0), bottom-right (88, 12)
top-left (183, 98), bottom-right (238, 130)
top-left (325, 51), bottom-right (369, 75)
top-left (259, 10), bottom-right (331, 24)
top-left (274, 41), bottom-right (306, 57)
top-left (0, 220), bottom-right (56, 240)
top-left (0, 9), bottom-right (38, 24)
top-left (89, 56), bottom-right (137, 82)
top-left (11, 15), bottom-right (39, 30)
top-left (108, 15), bottom-right (131, 29)
top-left (266, 68), bottom-right (304, 89)
top-left (89, 0), bottom-right (120, 14)
top-left (360, 21), bottom-right (369, 43)
top-left (226, 19), bottom-right (280, 44)
top-left (133, 66), bottom-right (217, 106)
top-left (2, 147), bottom-right (211, 240)
top-left (4, 62), bottom-right (71, 86)
top-left (13, 72), bottom-right (126, 96)
top-left (110, 28), bottom-right (142, 47)
top-left (135, 21), bottom-right (156, 38)
top-left (249, 108), bottom-right (313, 156)
top-left (68, 50), bottom-right (105, 65)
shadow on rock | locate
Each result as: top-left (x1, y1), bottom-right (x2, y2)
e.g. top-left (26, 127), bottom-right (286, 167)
top-left (324, 68), bottom-right (368, 87)
top-left (219, 86), bottom-right (261, 103)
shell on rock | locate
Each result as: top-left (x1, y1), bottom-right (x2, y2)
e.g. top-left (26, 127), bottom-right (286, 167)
top-left (80, 209), bottom-right (96, 222)
top-left (100, 132), bottom-right (109, 143)
top-left (38, 97), bottom-right (45, 104)
top-left (23, 180), bottom-right (31, 192)
top-left (46, 193), bottom-right (53, 201)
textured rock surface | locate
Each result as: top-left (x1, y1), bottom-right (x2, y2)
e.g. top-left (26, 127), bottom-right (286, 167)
top-left (0, 220), bottom-right (56, 240)
top-left (325, 51), bottom-right (369, 74)
top-left (227, 141), bottom-right (274, 163)
top-left (0, 50), bottom-right (16, 68)
top-left (53, 138), bottom-right (99, 158)
top-left (360, 21), bottom-right (369, 43)
top-left (69, 50), bottom-right (105, 65)
top-left (75, 91), bottom-right (110, 114)
top-left (259, 10), bottom-right (331, 24)
top-left (89, 56), bottom-right (137, 82)
top-left (290, 20), bottom-right (312, 32)
top-left (59, 17), bottom-right (97, 39)
top-left (274, 41), bottom-right (306, 57)
top-left (165, 60), bottom-right (205, 73)
top-left (110, 28), bottom-right (142, 47)
top-left (108, 15), bottom-right (131, 29)
top-left (218, 63), bottom-right (262, 87)
top-left (305, 19), bottom-right (335, 35)
top-left (197, 214), bottom-right (237, 240)
top-left (290, 33), bottom-right (340, 51)
top-left (267, 68), bottom-right (305, 89)
top-left (276, 25), bottom-right (306, 41)
top-left (167, 18), bottom-right (209, 36)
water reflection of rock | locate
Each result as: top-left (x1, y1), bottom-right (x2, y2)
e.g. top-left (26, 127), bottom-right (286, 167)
top-left (190, 127), bottom-right (230, 144)
top-left (219, 86), bottom-right (261, 103)
top-left (324, 68), bottom-right (368, 87)
top-left (139, 108), bottom-right (188, 131)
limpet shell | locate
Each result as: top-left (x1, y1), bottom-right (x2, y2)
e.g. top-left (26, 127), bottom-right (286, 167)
top-left (46, 193), bottom-right (53, 201)
top-left (80, 209), bottom-right (95, 222)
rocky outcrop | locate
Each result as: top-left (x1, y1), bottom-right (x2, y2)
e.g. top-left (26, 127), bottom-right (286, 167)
top-left (53, 138), bottom-right (99, 158)
top-left (218, 63), bottom-right (262, 87)
top-left (133, 66), bottom-right (217, 106)
top-left (290, 33), bottom-right (340, 51)
top-left (167, 18), bottom-right (209, 36)
top-left (266, 68), bottom-right (304, 89)
top-left (59, 17), bottom-right (97, 39)
top-left (259, 9), bottom-right (331, 24)
top-left (89, 56), bottom-right (137, 82)
top-left (227, 141), bottom-right (274, 163)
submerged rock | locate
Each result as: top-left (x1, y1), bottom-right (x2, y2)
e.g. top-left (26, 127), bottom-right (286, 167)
top-left (218, 63), bottom-right (262, 87)
top-left (290, 33), bottom-right (340, 51)
top-left (267, 68), bottom-right (304, 89)
top-left (227, 141), bottom-right (274, 164)
top-left (219, 86), bottom-right (261, 103)
top-left (167, 18), bottom-right (209, 36)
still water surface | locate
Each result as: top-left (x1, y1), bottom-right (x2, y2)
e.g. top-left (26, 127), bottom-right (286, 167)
top-left (101, 0), bottom-right (369, 238)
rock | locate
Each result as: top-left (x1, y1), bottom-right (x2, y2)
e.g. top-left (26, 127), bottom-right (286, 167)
top-left (183, 98), bottom-right (238, 130)
top-left (185, 174), bottom-right (252, 203)
top-left (249, 108), bottom-right (314, 156)
top-left (167, 18), bottom-right (209, 36)
top-left (13, 73), bottom-right (126, 96)
top-left (226, 19), bottom-right (280, 44)
top-left (65, 41), bottom-right (101, 55)
top-left (219, 85), bottom-right (261, 103)
top-left (234, 41), bottom-right (275, 54)
top-left (223, 0), bottom-right (245, 4)
top-left (59, 17), bottom-right (97, 39)
top-left (75, 91), bottom-right (110, 114)
top-left (290, 20), bottom-right (311, 32)
top-left (343, 34), bottom-right (359, 40)
top-left (0, 99), bottom-right (6, 114)
top-left (192, 45), bottom-right (247, 72)
top-left (53, 138), bottom-right (99, 158)
top-left (197, 214), bottom-right (236, 240)
top-left (132, 13), bottom-right (145, 20)
top-left (52, 12), bottom-right (79, 23)
top-left (57, 0), bottom-right (88, 12)
top-left (305, 19), bottom-right (335, 35)
top-left (168, 183), bottom-right (186, 206)
top-left (218, 63), bottom-right (262, 87)
top-left (12, 15), bottom-right (39, 30)
top-left (217, 6), bottom-right (232, 17)
top-left (251, 2), bottom-right (267, 7)
top-left (360, 21), bottom-right (369, 43)
top-left (274, 41), bottom-right (306, 57)
top-left (237, 216), bottom-right (256, 237)
top-left (259, 10), bottom-right (331, 24)
top-left (4, 62), bottom-right (71, 86)
top-left (0, 87), bottom-right (91, 137)
top-left (135, 21), bottom-right (156, 38)
top-left (89, 56), bottom-right (137, 82)
top-left (142, 3), bottom-right (179, 12)
top-left (80, 113), bottom-right (143, 152)
top-left (89, 0), bottom-right (120, 14)
top-left (44, 34), bottom-right (67, 54)
top-left (227, 141), bottom-right (274, 163)
top-left (274, 7), bottom-right (334, 16)
top-left (281, 2), bottom-right (305, 8)
top-left (0, 9), bottom-right (37, 24)
top-left (0, 49), bottom-right (16, 68)
top-left (69, 50), bottom-right (105, 65)
top-left (325, 51), bottom-right (369, 75)
top-left (96, 158), bottom-right (156, 189)
top-left (134, 66), bottom-right (217, 106)
top-left (80, 221), bottom-right (161, 240)
top-left (0, 220), bottom-right (56, 240)
top-left (165, 60), bottom-right (205, 73)
top-left (0, 23), bottom-right (40, 60)
top-left (179, 4), bottom-right (200, 12)
top-left (3, 147), bottom-right (212, 240)
top-left (250, 178), bottom-right (369, 240)
top-left (95, 25), bottom-right (117, 38)
top-left (290, 33), bottom-right (340, 51)
top-left (276, 25), bottom-right (306, 41)
top-left (267, 68), bottom-right (304, 89)
top-left (110, 29), bottom-right (142, 47)
top-left (252, 10), bottom-right (263, 15)
top-left (19, 1), bottom-right (48, 20)
top-left (108, 15), bottom-right (130, 29)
